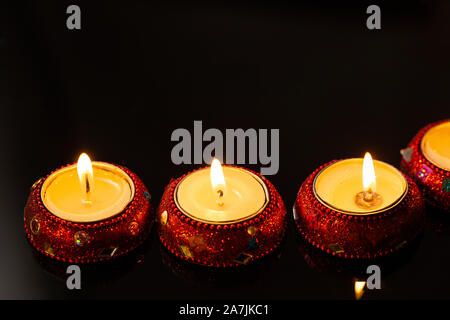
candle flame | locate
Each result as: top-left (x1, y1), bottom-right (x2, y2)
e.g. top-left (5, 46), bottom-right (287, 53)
top-left (210, 158), bottom-right (225, 191)
top-left (354, 281), bottom-right (366, 300)
top-left (362, 152), bottom-right (376, 193)
top-left (211, 158), bottom-right (226, 206)
top-left (77, 153), bottom-right (94, 203)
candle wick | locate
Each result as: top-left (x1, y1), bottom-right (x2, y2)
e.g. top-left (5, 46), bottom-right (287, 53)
top-left (82, 174), bottom-right (92, 205)
top-left (363, 189), bottom-right (373, 202)
top-left (85, 176), bottom-right (91, 194)
top-left (355, 189), bottom-right (382, 210)
top-left (216, 189), bottom-right (224, 207)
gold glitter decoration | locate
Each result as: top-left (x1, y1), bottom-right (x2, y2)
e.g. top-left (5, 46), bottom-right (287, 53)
top-left (233, 253), bottom-right (253, 265)
top-left (31, 178), bottom-right (43, 191)
top-left (329, 243), bottom-right (345, 254)
top-left (160, 210), bottom-right (168, 226)
top-left (179, 245), bottom-right (193, 259)
top-left (99, 247), bottom-right (118, 258)
top-left (43, 242), bottom-right (54, 256)
top-left (247, 226), bottom-right (257, 236)
top-left (30, 216), bottom-right (40, 235)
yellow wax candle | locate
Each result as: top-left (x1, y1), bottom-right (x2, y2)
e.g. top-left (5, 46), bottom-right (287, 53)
top-left (421, 121), bottom-right (450, 171)
top-left (41, 156), bottom-right (134, 222)
top-left (175, 161), bottom-right (268, 224)
top-left (314, 156), bottom-right (407, 214)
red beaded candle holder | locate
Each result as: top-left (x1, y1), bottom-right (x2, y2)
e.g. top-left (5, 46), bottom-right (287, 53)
top-left (294, 161), bottom-right (425, 259)
top-left (400, 119), bottom-right (450, 211)
top-left (24, 164), bottom-right (154, 263)
top-left (158, 165), bottom-right (286, 267)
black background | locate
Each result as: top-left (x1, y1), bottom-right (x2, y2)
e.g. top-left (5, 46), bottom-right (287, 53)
top-left (1, 0), bottom-right (449, 300)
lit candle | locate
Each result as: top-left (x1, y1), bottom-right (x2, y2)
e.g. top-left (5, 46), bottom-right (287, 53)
top-left (314, 153), bottom-right (407, 214)
top-left (159, 159), bottom-right (286, 267)
top-left (295, 153), bottom-right (424, 258)
top-left (24, 153), bottom-right (153, 263)
top-left (421, 121), bottom-right (450, 171)
top-left (175, 159), bottom-right (268, 224)
top-left (41, 153), bottom-right (134, 222)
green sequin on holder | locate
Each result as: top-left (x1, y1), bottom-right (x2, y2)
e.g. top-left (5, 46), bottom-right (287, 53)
top-left (443, 178), bottom-right (450, 192)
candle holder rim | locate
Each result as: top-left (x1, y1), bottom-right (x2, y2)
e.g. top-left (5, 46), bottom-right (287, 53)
top-left (173, 165), bottom-right (270, 225)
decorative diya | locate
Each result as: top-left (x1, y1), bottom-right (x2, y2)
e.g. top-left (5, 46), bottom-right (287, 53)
top-left (24, 153), bottom-right (154, 263)
top-left (158, 159), bottom-right (286, 267)
top-left (294, 153), bottom-right (425, 259)
top-left (401, 119), bottom-right (450, 211)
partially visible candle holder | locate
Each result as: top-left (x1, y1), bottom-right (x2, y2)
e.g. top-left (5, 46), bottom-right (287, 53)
top-left (158, 165), bottom-right (286, 267)
top-left (294, 159), bottom-right (425, 259)
top-left (401, 119), bottom-right (450, 211)
top-left (24, 163), bottom-right (154, 263)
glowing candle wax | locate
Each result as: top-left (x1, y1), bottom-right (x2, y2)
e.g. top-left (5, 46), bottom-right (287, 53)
top-left (175, 159), bottom-right (268, 224)
top-left (314, 153), bottom-right (407, 214)
top-left (421, 121), bottom-right (450, 171)
top-left (41, 154), bottom-right (134, 222)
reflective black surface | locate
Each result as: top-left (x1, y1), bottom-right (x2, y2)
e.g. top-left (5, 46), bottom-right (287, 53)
top-left (1, 0), bottom-right (450, 299)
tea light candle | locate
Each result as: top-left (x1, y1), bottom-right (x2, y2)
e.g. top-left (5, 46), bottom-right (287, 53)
top-left (175, 159), bottom-right (268, 224)
top-left (42, 153), bottom-right (134, 222)
top-left (314, 153), bottom-right (407, 214)
top-left (421, 121), bottom-right (450, 171)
